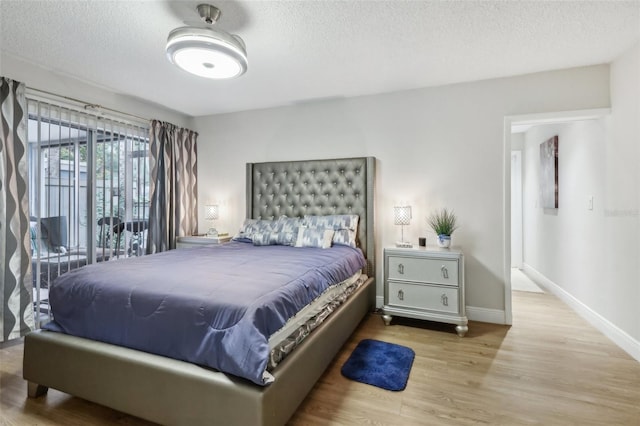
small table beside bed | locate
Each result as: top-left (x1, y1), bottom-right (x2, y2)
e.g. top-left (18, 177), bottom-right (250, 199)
top-left (23, 156), bottom-right (376, 426)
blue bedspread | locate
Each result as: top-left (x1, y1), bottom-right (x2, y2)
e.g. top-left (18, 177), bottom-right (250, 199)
top-left (44, 242), bottom-right (366, 385)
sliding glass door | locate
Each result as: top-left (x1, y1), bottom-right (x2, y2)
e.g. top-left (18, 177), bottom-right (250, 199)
top-left (27, 98), bottom-right (149, 326)
top-left (94, 120), bottom-right (150, 260)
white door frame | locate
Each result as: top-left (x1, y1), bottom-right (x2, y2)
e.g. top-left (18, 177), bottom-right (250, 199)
top-left (510, 150), bottom-right (523, 269)
top-left (502, 108), bottom-right (610, 325)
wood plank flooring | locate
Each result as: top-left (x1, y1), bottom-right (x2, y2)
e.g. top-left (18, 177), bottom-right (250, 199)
top-left (1, 291), bottom-right (639, 425)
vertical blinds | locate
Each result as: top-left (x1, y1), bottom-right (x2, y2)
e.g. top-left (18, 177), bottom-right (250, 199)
top-left (26, 98), bottom-right (149, 326)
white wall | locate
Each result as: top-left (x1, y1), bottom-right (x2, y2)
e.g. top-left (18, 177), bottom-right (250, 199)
top-left (0, 52), bottom-right (192, 127)
top-left (522, 119), bottom-right (607, 301)
top-left (606, 41), bottom-right (639, 343)
top-left (608, 42), bottom-right (640, 346)
top-left (193, 65), bottom-right (610, 321)
top-left (522, 41), bottom-right (639, 351)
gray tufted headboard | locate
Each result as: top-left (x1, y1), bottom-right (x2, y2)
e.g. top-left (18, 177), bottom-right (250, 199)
top-left (246, 157), bottom-right (375, 277)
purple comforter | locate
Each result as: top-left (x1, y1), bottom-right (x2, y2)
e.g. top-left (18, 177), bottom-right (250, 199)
top-left (44, 242), bottom-right (366, 385)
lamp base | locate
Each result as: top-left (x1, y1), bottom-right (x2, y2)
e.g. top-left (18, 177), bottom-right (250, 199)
top-left (395, 241), bottom-right (413, 248)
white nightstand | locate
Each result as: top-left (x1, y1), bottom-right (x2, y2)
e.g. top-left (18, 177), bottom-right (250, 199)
top-left (176, 235), bottom-right (232, 249)
top-left (382, 246), bottom-right (468, 337)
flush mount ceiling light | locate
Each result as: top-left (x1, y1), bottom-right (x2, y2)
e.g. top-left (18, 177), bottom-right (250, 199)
top-left (166, 4), bottom-right (247, 79)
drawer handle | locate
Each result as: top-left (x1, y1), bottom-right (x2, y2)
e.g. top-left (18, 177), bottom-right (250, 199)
top-left (397, 289), bottom-right (404, 301)
top-left (398, 263), bottom-right (405, 274)
top-left (441, 265), bottom-right (449, 279)
top-left (441, 294), bottom-right (448, 306)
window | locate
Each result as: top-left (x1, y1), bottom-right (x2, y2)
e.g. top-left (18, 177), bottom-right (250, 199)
top-left (27, 98), bottom-right (149, 325)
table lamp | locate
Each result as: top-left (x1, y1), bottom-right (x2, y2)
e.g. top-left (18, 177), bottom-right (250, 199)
top-left (394, 205), bottom-right (412, 248)
top-left (205, 204), bottom-right (219, 237)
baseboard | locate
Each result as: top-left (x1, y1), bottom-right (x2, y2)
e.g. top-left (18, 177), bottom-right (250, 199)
top-left (523, 263), bottom-right (640, 362)
top-left (466, 306), bottom-right (507, 324)
top-left (0, 336), bottom-right (24, 349)
top-left (375, 295), bottom-right (384, 309)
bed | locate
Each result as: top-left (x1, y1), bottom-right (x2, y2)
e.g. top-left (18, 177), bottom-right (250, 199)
top-left (23, 156), bottom-right (376, 426)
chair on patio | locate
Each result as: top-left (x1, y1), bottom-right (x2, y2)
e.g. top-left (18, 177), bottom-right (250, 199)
top-left (30, 216), bottom-right (75, 291)
top-left (40, 216), bottom-right (68, 253)
top-left (97, 216), bottom-right (122, 251)
top-left (113, 220), bottom-right (148, 257)
top-left (30, 215), bottom-right (85, 320)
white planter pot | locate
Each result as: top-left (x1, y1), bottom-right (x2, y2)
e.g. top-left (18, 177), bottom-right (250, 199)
top-left (437, 234), bottom-right (451, 248)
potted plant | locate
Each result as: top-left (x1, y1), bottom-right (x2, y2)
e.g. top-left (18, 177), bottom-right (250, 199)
top-left (428, 208), bottom-right (458, 248)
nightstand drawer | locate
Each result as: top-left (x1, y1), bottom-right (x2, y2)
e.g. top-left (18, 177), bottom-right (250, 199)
top-left (387, 256), bottom-right (459, 286)
top-left (387, 281), bottom-right (459, 314)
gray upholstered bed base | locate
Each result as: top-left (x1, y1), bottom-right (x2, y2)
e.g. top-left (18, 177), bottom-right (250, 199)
top-left (23, 156), bottom-right (376, 425)
top-left (24, 277), bottom-right (373, 425)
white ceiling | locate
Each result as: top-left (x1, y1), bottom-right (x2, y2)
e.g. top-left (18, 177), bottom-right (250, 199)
top-left (1, 1), bottom-right (639, 118)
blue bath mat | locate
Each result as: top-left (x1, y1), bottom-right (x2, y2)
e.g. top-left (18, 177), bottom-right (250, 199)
top-left (341, 339), bottom-right (415, 391)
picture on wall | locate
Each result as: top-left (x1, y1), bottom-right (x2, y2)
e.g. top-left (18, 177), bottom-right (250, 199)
top-left (540, 135), bottom-right (559, 209)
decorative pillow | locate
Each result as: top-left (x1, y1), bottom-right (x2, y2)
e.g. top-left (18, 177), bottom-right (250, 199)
top-left (332, 229), bottom-right (357, 248)
top-left (303, 215), bottom-right (359, 248)
top-left (29, 222), bottom-right (38, 254)
top-left (252, 231), bottom-right (297, 246)
top-left (233, 219), bottom-right (279, 242)
top-left (294, 227), bottom-right (335, 249)
top-left (303, 214), bottom-right (359, 231)
top-left (29, 221), bottom-right (53, 255)
top-left (275, 216), bottom-right (303, 234)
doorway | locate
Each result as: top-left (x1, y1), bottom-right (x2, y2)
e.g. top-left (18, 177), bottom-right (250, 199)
top-left (510, 138), bottom-right (544, 293)
top-left (503, 108), bottom-right (611, 323)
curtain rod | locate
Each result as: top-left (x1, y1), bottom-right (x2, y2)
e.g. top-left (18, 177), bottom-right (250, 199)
top-left (26, 87), bottom-right (150, 124)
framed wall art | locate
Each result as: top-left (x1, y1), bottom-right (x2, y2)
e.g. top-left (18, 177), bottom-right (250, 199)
top-left (540, 135), bottom-right (559, 209)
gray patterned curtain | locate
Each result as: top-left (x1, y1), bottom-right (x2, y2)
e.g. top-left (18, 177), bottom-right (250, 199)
top-left (147, 120), bottom-right (198, 253)
top-left (0, 77), bottom-right (34, 342)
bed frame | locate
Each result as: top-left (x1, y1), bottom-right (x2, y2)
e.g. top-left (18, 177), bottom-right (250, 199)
top-left (23, 157), bottom-right (376, 426)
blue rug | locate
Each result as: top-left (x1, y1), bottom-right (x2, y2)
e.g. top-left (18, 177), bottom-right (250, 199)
top-left (341, 339), bottom-right (415, 391)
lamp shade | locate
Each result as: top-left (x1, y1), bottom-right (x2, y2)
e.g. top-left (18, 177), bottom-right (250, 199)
top-left (394, 206), bottom-right (412, 226)
top-left (166, 27), bottom-right (248, 79)
top-left (205, 204), bottom-right (219, 221)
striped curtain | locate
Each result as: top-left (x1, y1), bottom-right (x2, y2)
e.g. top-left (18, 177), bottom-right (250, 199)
top-left (147, 120), bottom-right (198, 253)
top-left (0, 77), bottom-right (35, 342)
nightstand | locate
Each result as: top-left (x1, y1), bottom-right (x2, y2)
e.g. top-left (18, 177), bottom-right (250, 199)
top-left (176, 235), bottom-right (231, 249)
top-left (382, 246), bottom-right (468, 337)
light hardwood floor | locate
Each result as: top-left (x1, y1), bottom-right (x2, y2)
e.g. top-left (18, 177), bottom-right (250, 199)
top-left (1, 291), bottom-right (639, 425)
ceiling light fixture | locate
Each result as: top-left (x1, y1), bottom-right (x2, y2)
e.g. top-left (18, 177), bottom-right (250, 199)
top-left (166, 4), bottom-right (247, 79)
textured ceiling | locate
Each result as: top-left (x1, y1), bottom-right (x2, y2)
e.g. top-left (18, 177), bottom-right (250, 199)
top-left (1, 1), bottom-right (639, 117)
